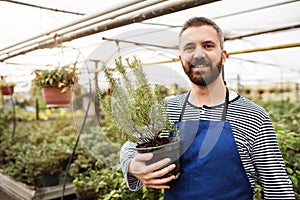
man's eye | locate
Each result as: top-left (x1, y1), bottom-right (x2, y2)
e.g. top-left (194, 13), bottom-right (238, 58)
top-left (204, 44), bottom-right (214, 49)
top-left (184, 45), bottom-right (195, 52)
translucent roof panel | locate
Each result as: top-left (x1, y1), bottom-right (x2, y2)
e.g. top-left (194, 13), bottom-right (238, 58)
top-left (0, 0), bottom-right (299, 92)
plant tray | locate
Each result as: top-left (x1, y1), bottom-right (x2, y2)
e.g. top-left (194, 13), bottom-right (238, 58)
top-left (0, 172), bottom-right (75, 200)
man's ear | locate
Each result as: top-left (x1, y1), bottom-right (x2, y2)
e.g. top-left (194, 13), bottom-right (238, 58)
top-left (222, 50), bottom-right (227, 65)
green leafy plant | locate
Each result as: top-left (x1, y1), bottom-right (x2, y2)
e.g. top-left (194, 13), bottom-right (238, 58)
top-left (96, 164), bottom-right (163, 200)
top-left (27, 142), bottom-right (71, 175)
top-left (0, 108), bottom-right (13, 133)
top-left (32, 63), bottom-right (77, 92)
top-left (73, 166), bottom-right (102, 199)
top-left (0, 119), bottom-right (77, 187)
top-left (99, 56), bottom-right (178, 145)
top-left (26, 121), bottom-right (76, 175)
top-left (80, 126), bottom-right (121, 168)
top-left (0, 80), bottom-right (16, 87)
top-left (253, 100), bottom-right (300, 200)
top-left (72, 160), bottom-right (164, 200)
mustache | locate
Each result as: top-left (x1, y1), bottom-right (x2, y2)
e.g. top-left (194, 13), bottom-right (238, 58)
top-left (190, 58), bottom-right (212, 68)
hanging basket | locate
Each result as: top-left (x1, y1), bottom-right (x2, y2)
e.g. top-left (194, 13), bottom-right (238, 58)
top-left (1, 85), bottom-right (15, 95)
top-left (42, 86), bottom-right (72, 108)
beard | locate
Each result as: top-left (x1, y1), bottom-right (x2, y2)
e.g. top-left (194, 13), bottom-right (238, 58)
top-left (182, 56), bottom-right (223, 86)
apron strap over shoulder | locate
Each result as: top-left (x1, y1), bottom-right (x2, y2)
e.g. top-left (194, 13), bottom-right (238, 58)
top-left (178, 91), bottom-right (191, 122)
top-left (179, 87), bottom-right (229, 122)
top-left (221, 87), bottom-right (229, 121)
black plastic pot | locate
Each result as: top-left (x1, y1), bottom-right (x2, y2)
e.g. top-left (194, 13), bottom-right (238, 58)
top-left (41, 171), bottom-right (61, 187)
top-left (76, 194), bottom-right (99, 200)
top-left (136, 139), bottom-right (181, 179)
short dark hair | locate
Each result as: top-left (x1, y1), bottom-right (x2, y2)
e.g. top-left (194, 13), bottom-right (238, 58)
top-left (179, 17), bottom-right (224, 49)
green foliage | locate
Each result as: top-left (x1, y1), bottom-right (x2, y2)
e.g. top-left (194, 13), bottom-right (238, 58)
top-left (0, 108), bottom-right (13, 133)
top-left (97, 166), bottom-right (163, 200)
top-left (32, 63), bottom-right (77, 92)
top-left (98, 88), bottom-right (127, 145)
top-left (0, 80), bottom-right (16, 86)
top-left (72, 159), bottom-right (164, 200)
top-left (73, 165), bottom-right (102, 198)
top-left (254, 100), bottom-right (300, 199)
top-left (0, 118), bottom-right (77, 186)
top-left (0, 92), bottom-right (298, 199)
top-left (69, 148), bottom-right (97, 178)
top-left (275, 126), bottom-right (300, 199)
top-left (80, 126), bottom-right (121, 168)
top-left (99, 56), bottom-right (177, 143)
top-left (68, 129), bottom-right (163, 199)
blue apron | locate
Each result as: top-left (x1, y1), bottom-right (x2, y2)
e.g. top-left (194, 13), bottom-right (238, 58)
top-left (164, 88), bottom-right (253, 200)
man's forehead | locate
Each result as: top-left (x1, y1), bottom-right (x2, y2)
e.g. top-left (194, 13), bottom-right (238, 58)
top-left (180, 26), bottom-right (219, 44)
top-left (181, 25), bottom-right (217, 36)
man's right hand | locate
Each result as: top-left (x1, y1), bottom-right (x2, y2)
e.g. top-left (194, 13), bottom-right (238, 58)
top-left (128, 152), bottom-right (176, 189)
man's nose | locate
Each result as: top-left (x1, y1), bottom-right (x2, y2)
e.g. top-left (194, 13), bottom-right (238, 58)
top-left (194, 46), bottom-right (205, 59)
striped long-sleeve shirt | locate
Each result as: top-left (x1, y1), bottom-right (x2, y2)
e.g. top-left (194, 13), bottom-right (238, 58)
top-left (120, 92), bottom-right (295, 199)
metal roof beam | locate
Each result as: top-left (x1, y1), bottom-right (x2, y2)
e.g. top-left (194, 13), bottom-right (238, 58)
top-left (0, 0), bottom-right (218, 62)
top-left (227, 42), bottom-right (300, 55)
top-left (102, 37), bottom-right (178, 50)
top-left (0, 0), bottom-right (145, 54)
top-left (225, 24), bottom-right (300, 41)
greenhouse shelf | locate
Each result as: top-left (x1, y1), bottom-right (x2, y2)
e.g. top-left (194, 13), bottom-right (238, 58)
top-left (0, 172), bottom-right (75, 200)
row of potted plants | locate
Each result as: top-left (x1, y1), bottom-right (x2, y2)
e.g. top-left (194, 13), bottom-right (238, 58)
top-left (0, 56), bottom-right (178, 200)
top-left (1, 99), bottom-right (298, 200)
top-left (0, 119), bottom-right (75, 186)
top-left (0, 112), bottom-right (100, 198)
top-left (0, 56), bottom-right (298, 199)
top-left (0, 108), bottom-right (165, 199)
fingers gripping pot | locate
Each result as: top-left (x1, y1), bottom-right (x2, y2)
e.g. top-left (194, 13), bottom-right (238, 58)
top-left (136, 138), bottom-right (181, 179)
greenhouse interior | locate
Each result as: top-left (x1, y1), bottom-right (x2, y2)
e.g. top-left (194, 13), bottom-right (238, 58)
top-left (0, 0), bottom-right (299, 199)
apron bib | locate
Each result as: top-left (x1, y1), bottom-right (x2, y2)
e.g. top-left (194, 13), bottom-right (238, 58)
top-left (164, 88), bottom-right (253, 200)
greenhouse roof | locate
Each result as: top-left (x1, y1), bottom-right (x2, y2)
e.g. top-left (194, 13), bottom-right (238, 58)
top-left (0, 0), bottom-right (299, 93)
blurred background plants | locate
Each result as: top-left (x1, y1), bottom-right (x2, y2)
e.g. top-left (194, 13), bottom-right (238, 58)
top-left (0, 90), bottom-right (298, 199)
top-left (254, 100), bottom-right (300, 200)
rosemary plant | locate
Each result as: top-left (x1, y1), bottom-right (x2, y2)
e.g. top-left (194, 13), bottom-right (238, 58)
top-left (100, 56), bottom-right (177, 145)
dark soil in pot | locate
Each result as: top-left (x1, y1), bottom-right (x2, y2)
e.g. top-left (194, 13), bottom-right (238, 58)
top-left (136, 137), bottom-right (181, 179)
